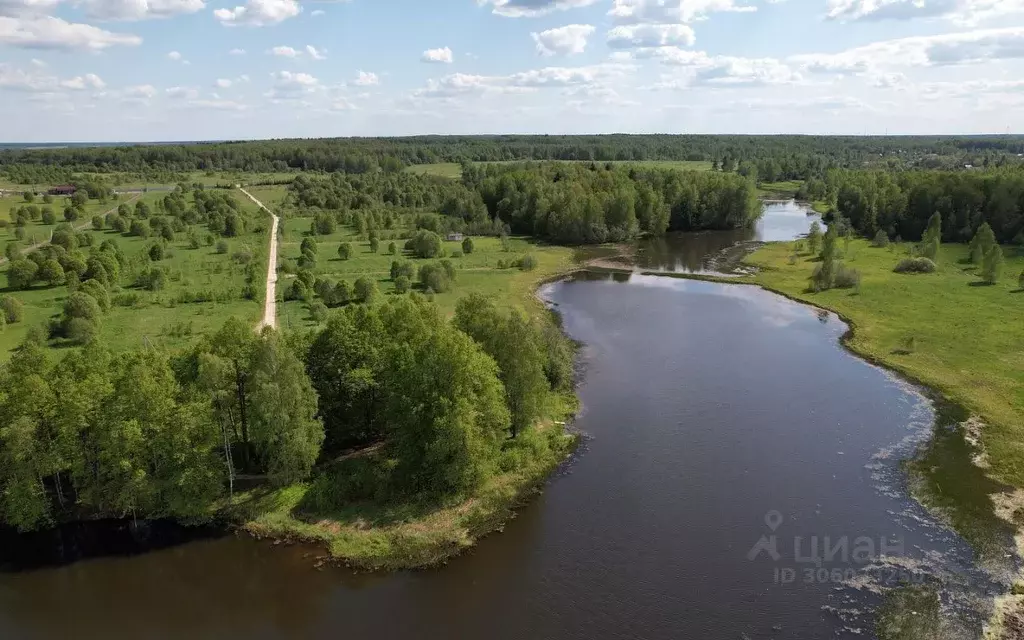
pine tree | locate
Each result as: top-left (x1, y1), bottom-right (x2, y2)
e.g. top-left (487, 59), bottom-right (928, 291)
top-left (807, 221), bottom-right (823, 255)
top-left (968, 222), bottom-right (996, 264)
top-left (920, 212), bottom-right (941, 260)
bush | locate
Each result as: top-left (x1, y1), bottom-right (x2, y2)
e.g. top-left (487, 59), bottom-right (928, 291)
top-left (394, 275), bottom-right (411, 294)
top-left (369, 238), bottom-right (380, 253)
top-left (834, 265), bottom-right (861, 289)
top-left (407, 229), bottom-right (442, 259)
top-left (450, 250), bottom-right (463, 259)
top-left (215, 239), bottom-right (229, 254)
top-left (6, 259), bottom-right (38, 289)
top-left (137, 267), bottom-right (167, 291)
top-left (338, 242), bottom-right (353, 260)
top-left (309, 301), bottom-right (329, 322)
top-left (388, 242), bottom-right (397, 255)
top-left (0, 295), bottom-right (24, 323)
top-left (894, 257), bottom-right (937, 274)
top-left (65, 318), bottom-right (98, 345)
top-left (63, 291), bottom-right (102, 323)
top-left (79, 279), bottom-right (110, 311)
top-left (149, 243), bottom-right (165, 261)
top-left (390, 260), bottom-right (414, 280)
top-left (871, 230), bottom-right (889, 248)
top-left (91, 215), bottom-right (104, 231)
top-left (353, 276), bottom-right (378, 303)
top-left (41, 209), bottom-right (56, 225)
top-left (40, 259), bottom-right (65, 286)
top-left (129, 220), bottom-right (150, 238)
top-left (518, 254), bottom-right (538, 271)
top-left (418, 260), bottom-right (457, 293)
top-left (1019, 271), bottom-right (1024, 290)
top-left (462, 237), bottom-right (474, 254)
top-left (311, 213), bottom-right (336, 235)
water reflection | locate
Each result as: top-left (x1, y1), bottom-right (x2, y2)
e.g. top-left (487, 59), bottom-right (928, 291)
top-left (636, 200), bottom-right (820, 274)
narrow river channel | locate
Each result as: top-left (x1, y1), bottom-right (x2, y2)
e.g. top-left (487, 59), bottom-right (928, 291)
top-left (0, 201), bottom-right (1010, 639)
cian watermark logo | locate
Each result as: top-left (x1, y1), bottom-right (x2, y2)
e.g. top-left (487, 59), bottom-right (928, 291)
top-left (747, 510), bottom-right (909, 585)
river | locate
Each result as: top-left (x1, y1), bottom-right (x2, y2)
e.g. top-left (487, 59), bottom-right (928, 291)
top-left (0, 201), bottom-right (1010, 639)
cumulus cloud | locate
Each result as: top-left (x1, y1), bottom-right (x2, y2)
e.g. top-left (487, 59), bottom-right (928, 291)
top-left (269, 45), bottom-right (299, 57)
top-left (265, 69), bottom-right (319, 100)
top-left (637, 49), bottom-right (801, 86)
top-left (825, 0), bottom-right (1024, 25)
top-left (167, 50), bottom-right (182, 60)
top-left (309, 7), bottom-right (323, 15)
top-left (789, 27), bottom-right (1024, 73)
top-left (353, 70), bottom-right (379, 86)
top-left (609, 0), bottom-right (756, 24)
top-left (306, 44), bottom-right (326, 59)
top-left (77, 0), bottom-right (206, 21)
top-left (607, 23), bottom-right (695, 48)
top-left (214, 0), bottom-right (299, 26)
top-left (166, 85), bottom-right (200, 99)
top-left (215, 78), bottom-right (232, 88)
top-left (0, 63), bottom-right (105, 92)
top-left (0, 0), bottom-right (61, 17)
top-left (421, 46), bottom-right (453, 63)
top-left (413, 63), bottom-right (634, 98)
top-left (478, 0), bottom-right (599, 18)
top-left (124, 84), bottom-right (157, 98)
top-left (532, 24), bottom-right (594, 56)
top-left (0, 15), bottom-right (141, 50)
top-left (229, 47), bottom-right (245, 54)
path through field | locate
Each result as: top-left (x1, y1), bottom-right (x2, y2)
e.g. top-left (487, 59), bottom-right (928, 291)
top-left (239, 188), bottom-right (279, 330)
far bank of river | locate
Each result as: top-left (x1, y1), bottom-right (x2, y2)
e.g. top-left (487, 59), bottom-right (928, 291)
top-left (0, 200), bottom-right (1014, 639)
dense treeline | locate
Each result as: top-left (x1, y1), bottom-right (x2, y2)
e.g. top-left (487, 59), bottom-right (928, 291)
top-left (0, 294), bottom-right (575, 530)
top-left (284, 162), bottom-right (760, 245)
top-left (809, 168), bottom-right (1024, 244)
top-left (3, 135), bottom-right (1023, 178)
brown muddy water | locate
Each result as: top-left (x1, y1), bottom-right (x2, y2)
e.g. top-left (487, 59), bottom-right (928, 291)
top-left (0, 201), bottom-right (1012, 640)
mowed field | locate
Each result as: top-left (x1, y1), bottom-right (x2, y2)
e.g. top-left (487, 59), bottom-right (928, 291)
top-left (747, 239), bottom-right (1024, 488)
top-left (0, 190), bottom-right (272, 358)
top-left (405, 159), bottom-right (714, 179)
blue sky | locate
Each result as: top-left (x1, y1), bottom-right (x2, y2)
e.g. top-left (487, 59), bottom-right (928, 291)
top-left (1, 0), bottom-right (1024, 141)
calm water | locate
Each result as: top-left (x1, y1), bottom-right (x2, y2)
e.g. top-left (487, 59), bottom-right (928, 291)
top-left (636, 199), bottom-right (821, 274)
top-left (0, 202), bottom-right (1005, 639)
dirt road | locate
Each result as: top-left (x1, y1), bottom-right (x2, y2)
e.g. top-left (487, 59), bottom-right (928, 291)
top-left (238, 188), bottom-right (279, 330)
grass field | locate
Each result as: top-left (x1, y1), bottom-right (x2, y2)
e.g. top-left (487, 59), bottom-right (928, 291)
top-left (746, 240), bottom-right (1024, 490)
top-left (405, 159), bottom-right (714, 180)
top-left (0, 190), bottom-right (271, 358)
top-left (274, 211), bottom-right (575, 330)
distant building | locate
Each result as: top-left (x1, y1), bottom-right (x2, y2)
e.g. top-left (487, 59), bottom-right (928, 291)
top-left (446, 232), bottom-right (464, 242)
top-left (49, 185), bottom-right (76, 196)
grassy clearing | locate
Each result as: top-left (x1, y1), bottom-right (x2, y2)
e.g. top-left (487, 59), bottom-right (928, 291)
top-left (405, 160), bottom-right (714, 180)
top-left (0, 190), bottom-right (270, 357)
top-left (232, 394), bottom-right (579, 571)
top-left (746, 239), bottom-right (1024, 489)
top-left (274, 212), bottom-right (575, 330)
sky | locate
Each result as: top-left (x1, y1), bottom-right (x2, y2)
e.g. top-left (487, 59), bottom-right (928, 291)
top-left (1, 0), bottom-right (1024, 141)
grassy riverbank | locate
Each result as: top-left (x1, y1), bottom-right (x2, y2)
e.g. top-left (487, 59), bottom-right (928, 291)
top-left (745, 239), bottom-right (1024, 489)
top-left (230, 394), bottom-right (579, 571)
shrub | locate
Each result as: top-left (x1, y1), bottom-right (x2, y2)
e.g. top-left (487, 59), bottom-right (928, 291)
top-left (5, 242), bottom-right (20, 262)
top-left (41, 209), bottom-right (56, 225)
top-left (7, 259), bottom-right (38, 289)
top-left (232, 249), bottom-right (254, 264)
top-left (407, 229), bottom-right (442, 258)
top-left (112, 216), bottom-right (128, 233)
top-left (215, 239), bottom-right (229, 254)
top-left (390, 260), bottom-right (414, 280)
top-left (982, 245), bottom-right (1004, 284)
top-left (894, 257), bottom-right (937, 274)
top-left (834, 265), bottom-right (861, 289)
top-left (418, 260), bottom-right (457, 293)
top-left (79, 279), bottom-right (110, 311)
top-left (63, 291), bottom-right (101, 323)
top-left (369, 238), bottom-right (380, 253)
top-left (871, 230), bottom-right (889, 248)
top-left (129, 220), bottom-right (150, 238)
top-left (91, 215), bottom-right (104, 231)
top-left (149, 243), bottom-right (165, 261)
top-left (518, 254), bottom-right (538, 271)
top-left (394, 275), bottom-right (411, 294)
top-left (450, 250), bottom-right (463, 259)
top-left (1019, 270), bottom-right (1024, 290)
top-left (388, 242), bottom-right (397, 255)
top-left (332, 280), bottom-right (351, 306)
top-left (0, 295), bottom-right (24, 323)
top-left (462, 237), bottom-right (474, 254)
top-left (300, 237), bottom-right (318, 256)
top-left (309, 301), bottom-right (329, 322)
top-left (311, 213), bottom-right (336, 235)
top-left (65, 318), bottom-right (98, 345)
top-left (338, 242), bottom-right (353, 260)
top-left (40, 259), bottom-right (65, 286)
top-left (137, 267), bottom-right (167, 291)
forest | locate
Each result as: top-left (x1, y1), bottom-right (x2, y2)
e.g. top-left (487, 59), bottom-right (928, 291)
top-left (3, 134), bottom-right (1024, 184)
top-left (0, 293), bottom-right (575, 531)
top-left (802, 168), bottom-right (1024, 244)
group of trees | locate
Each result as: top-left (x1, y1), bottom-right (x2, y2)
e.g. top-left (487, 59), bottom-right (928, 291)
top-left (0, 289), bottom-right (578, 531)
top-left (812, 168), bottom-right (1024, 245)
top-left (4, 136), bottom-right (1023, 178)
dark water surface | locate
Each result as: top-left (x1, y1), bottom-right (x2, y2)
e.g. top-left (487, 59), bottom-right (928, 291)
top-left (0, 203), bottom-right (1004, 639)
top-left (636, 200), bottom-right (821, 274)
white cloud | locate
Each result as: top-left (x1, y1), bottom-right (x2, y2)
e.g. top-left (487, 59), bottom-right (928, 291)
top-left (532, 24), bottom-right (594, 56)
top-left (870, 72), bottom-right (907, 88)
top-left (187, 98), bottom-right (247, 110)
top-left (609, 0), bottom-right (756, 24)
top-left (166, 85), bottom-right (200, 99)
top-left (478, 0), bottom-right (599, 17)
top-left (229, 47), bottom-right (245, 54)
top-left (0, 15), bottom-right (141, 50)
top-left (305, 44), bottom-right (326, 59)
top-left (265, 69), bottom-right (319, 100)
top-left (215, 78), bottom-right (232, 88)
top-left (309, 7), bottom-right (323, 15)
top-left (0, 0), bottom-right (61, 17)
top-left (789, 27), bottom-right (1024, 73)
top-left (639, 49), bottom-right (801, 86)
top-left (0, 63), bottom-right (105, 92)
top-left (269, 44), bottom-right (299, 57)
top-left (125, 84), bottom-right (157, 98)
top-left (77, 0), bottom-right (206, 21)
top-left (238, 73), bottom-right (249, 82)
top-left (421, 46), bottom-right (453, 63)
top-left (214, 0), bottom-right (299, 26)
top-left (825, 0), bottom-right (1024, 25)
top-left (353, 70), bottom-right (378, 85)
top-left (413, 63), bottom-right (634, 98)
top-left (607, 23), bottom-right (696, 48)
top-left (331, 97), bottom-right (356, 110)
top-left (167, 50), bottom-right (182, 60)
